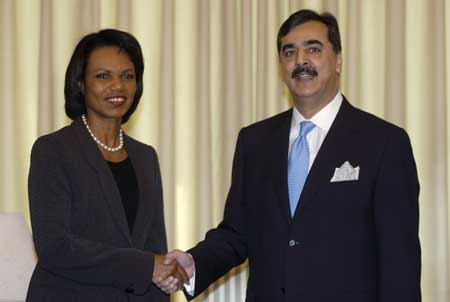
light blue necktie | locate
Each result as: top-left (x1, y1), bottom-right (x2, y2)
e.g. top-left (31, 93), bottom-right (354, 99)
top-left (288, 121), bottom-right (315, 217)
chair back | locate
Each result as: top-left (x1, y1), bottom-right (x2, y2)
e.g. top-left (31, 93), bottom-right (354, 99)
top-left (0, 213), bottom-right (36, 302)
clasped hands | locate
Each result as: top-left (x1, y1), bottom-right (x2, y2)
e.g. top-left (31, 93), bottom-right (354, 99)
top-left (152, 250), bottom-right (195, 294)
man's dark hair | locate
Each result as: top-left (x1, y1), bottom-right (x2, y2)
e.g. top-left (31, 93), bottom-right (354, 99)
top-left (277, 9), bottom-right (342, 55)
top-left (64, 29), bottom-right (144, 124)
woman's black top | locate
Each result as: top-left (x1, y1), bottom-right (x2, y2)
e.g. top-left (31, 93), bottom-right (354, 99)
top-left (107, 157), bottom-right (139, 233)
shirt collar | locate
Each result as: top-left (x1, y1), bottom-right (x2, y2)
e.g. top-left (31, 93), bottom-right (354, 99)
top-left (291, 91), bottom-right (343, 131)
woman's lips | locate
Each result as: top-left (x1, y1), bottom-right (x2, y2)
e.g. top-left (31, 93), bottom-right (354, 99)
top-left (105, 96), bottom-right (127, 105)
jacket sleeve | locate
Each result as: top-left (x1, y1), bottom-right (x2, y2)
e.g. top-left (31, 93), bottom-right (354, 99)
top-left (142, 148), bottom-right (169, 300)
top-left (28, 136), bottom-right (154, 295)
top-left (373, 128), bottom-right (421, 301)
top-left (143, 148), bottom-right (168, 254)
top-left (187, 128), bottom-right (249, 298)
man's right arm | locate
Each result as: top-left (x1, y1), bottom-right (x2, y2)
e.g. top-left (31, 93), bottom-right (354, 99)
top-left (160, 128), bottom-right (250, 298)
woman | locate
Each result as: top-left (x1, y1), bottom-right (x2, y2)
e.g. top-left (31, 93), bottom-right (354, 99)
top-left (27, 29), bottom-right (186, 301)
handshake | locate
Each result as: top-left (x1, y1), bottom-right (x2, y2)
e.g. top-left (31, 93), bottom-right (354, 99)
top-left (152, 250), bottom-right (195, 294)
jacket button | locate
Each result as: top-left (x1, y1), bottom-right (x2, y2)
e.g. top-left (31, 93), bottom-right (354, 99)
top-left (289, 239), bottom-right (296, 247)
top-left (125, 288), bottom-right (135, 294)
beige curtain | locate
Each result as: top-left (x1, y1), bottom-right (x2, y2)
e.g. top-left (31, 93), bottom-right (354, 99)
top-left (0, 0), bottom-right (448, 301)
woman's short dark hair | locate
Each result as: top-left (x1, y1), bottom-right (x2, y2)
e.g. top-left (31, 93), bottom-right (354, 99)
top-left (277, 9), bottom-right (342, 55)
top-left (64, 29), bottom-right (144, 124)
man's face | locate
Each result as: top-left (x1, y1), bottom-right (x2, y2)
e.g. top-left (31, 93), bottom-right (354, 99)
top-left (279, 21), bottom-right (342, 111)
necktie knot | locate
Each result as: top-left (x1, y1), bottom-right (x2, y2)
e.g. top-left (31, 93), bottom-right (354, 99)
top-left (299, 121), bottom-right (315, 138)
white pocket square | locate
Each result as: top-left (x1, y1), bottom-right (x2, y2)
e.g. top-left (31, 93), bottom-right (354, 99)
top-left (330, 161), bottom-right (360, 182)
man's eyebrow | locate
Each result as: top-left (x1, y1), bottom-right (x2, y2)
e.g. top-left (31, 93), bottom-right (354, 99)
top-left (281, 43), bottom-right (296, 53)
top-left (304, 39), bottom-right (323, 47)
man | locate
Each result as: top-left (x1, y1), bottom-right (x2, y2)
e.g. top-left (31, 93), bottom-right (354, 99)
top-left (159, 9), bottom-right (421, 301)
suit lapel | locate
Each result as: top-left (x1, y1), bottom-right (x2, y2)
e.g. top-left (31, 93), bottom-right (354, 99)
top-left (125, 137), bottom-right (154, 247)
top-left (72, 119), bottom-right (132, 245)
top-left (292, 98), bottom-right (359, 220)
top-left (271, 109), bottom-right (293, 225)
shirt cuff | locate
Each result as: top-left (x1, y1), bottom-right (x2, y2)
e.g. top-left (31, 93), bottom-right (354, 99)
top-left (183, 253), bottom-right (196, 296)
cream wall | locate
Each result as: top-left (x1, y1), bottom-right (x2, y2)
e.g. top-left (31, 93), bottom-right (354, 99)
top-left (0, 0), bottom-right (448, 301)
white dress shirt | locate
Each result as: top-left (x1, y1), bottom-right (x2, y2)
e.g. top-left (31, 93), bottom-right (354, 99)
top-left (289, 92), bottom-right (343, 169)
top-left (185, 92), bottom-right (343, 295)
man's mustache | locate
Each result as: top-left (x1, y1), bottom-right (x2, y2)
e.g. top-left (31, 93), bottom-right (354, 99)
top-left (291, 64), bottom-right (318, 79)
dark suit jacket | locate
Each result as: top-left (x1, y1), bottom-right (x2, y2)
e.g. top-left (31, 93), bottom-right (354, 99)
top-left (188, 98), bottom-right (421, 302)
top-left (27, 118), bottom-right (169, 302)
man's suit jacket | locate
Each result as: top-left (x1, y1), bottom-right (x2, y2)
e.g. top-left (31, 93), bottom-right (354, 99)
top-left (27, 118), bottom-right (169, 302)
top-left (188, 98), bottom-right (421, 302)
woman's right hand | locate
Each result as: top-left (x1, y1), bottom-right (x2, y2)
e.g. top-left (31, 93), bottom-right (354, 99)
top-left (152, 254), bottom-right (189, 294)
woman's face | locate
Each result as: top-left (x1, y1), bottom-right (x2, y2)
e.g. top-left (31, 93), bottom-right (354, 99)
top-left (81, 46), bottom-right (137, 124)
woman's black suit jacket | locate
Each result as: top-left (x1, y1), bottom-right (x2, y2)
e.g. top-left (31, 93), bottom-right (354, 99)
top-left (27, 118), bottom-right (169, 302)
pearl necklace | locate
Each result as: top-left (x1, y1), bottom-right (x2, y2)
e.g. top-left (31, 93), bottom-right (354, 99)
top-left (81, 115), bottom-right (124, 152)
